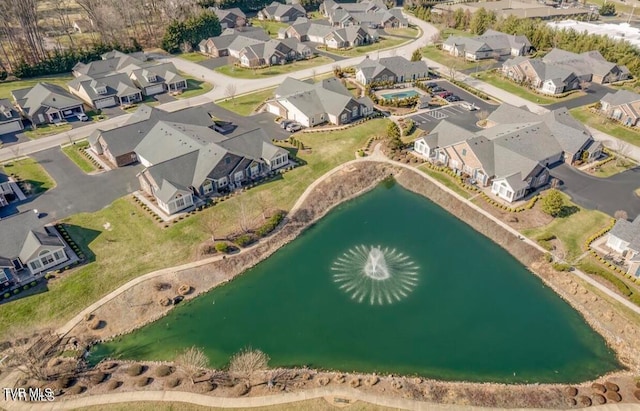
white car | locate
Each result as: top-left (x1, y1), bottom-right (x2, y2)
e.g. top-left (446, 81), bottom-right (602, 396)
top-left (460, 102), bottom-right (477, 111)
top-left (76, 113), bottom-right (89, 121)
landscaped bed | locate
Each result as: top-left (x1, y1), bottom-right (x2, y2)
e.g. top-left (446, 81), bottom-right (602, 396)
top-left (61, 141), bottom-right (98, 173)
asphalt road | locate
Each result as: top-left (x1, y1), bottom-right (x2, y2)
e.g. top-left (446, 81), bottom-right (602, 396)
top-left (550, 163), bottom-right (640, 218)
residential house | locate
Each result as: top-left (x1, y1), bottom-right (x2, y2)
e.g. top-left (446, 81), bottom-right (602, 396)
top-left (72, 51), bottom-right (186, 98)
top-left (355, 56), bottom-right (429, 85)
top-left (211, 7), bottom-right (247, 29)
top-left (443, 30), bottom-right (532, 61)
top-left (280, 18), bottom-right (377, 48)
top-left (413, 104), bottom-right (601, 202)
top-left (0, 98), bottom-right (24, 135)
top-left (606, 216), bottom-right (640, 277)
top-left (502, 48), bottom-right (630, 94)
top-left (12, 83), bottom-right (85, 126)
top-left (600, 89), bottom-right (640, 128)
top-left (320, 0), bottom-right (408, 28)
top-left (198, 27), bottom-right (271, 57)
top-left (135, 124), bottom-right (289, 215)
top-left (266, 77), bottom-right (374, 127)
top-left (239, 38), bottom-right (312, 68)
top-left (68, 72), bottom-right (143, 109)
top-left (88, 104), bottom-right (217, 167)
top-left (258, 2), bottom-right (306, 22)
top-left (0, 211), bottom-right (70, 281)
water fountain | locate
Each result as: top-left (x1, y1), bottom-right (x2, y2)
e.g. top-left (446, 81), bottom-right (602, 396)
top-left (331, 245), bottom-right (419, 305)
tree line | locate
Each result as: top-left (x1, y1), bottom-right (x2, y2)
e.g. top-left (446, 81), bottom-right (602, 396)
top-left (409, 6), bottom-right (640, 79)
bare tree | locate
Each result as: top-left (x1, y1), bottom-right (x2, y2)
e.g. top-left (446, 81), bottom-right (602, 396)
top-left (447, 63), bottom-right (457, 81)
top-left (612, 139), bottom-right (632, 167)
top-left (228, 347), bottom-right (270, 384)
top-left (430, 32), bottom-right (443, 45)
top-left (224, 84), bottom-right (237, 105)
top-left (175, 346), bottom-right (209, 384)
top-left (614, 210), bottom-right (628, 221)
top-left (201, 213), bottom-right (220, 241)
top-left (255, 191), bottom-right (271, 220)
top-left (235, 197), bottom-right (251, 234)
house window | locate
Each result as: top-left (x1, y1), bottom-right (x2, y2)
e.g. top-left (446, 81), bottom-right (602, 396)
top-left (30, 260), bottom-right (41, 271)
top-left (250, 165), bottom-right (260, 176)
top-left (461, 149), bottom-right (467, 156)
top-left (234, 171), bottom-right (244, 181)
top-left (39, 250), bottom-right (55, 266)
top-left (225, 157), bottom-right (231, 165)
top-left (218, 177), bottom-right (228, 187)
top-left (53, 250), bottom-right (65, 260)
top-left (175, 194), bottom-right (186, 209)
top-left (203, 180), bottom-right (213, 194)
top-left (340, 113), bottom-right (347, 123)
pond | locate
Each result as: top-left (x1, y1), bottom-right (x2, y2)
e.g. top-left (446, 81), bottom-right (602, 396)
top-left (92, 181), bottom-right (621, 383)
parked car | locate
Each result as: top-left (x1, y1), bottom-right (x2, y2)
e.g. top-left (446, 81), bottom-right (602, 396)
top-left (425, 82), bottom-right (438, 89)
top-left (436, 91), bottom-right (452, 98)
top-left (460, 102), bottom-right (478, 111)
top-left (280, 119), bottom-right (292, 129)
top-left (76, 113), bottom-right (89, 122)
top-left (431, 86), bottom-right (445, 93)
top-left (445, 95), bottom-right (461, 102)
top-left (286, 122), bottom-right (302, 132)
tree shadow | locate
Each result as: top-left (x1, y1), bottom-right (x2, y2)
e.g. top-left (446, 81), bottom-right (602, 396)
top-left (559, 205), bottom-right (580, 218)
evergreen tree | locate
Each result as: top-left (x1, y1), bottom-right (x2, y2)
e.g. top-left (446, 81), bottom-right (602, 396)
top-left (411, 48), bottom-right (422, 61)
top-left (599, 3), bottom-right (615, 16)
top-left (542, 189), bottom-right (565, 217)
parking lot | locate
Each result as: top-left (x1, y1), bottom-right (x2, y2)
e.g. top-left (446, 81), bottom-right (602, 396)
top-left (408, 79), bottom-right (498, 133)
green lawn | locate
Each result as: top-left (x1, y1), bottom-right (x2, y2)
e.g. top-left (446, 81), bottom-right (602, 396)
top-left (217, 87), bottom-right (275, 116)
top-left (178, 52), bottom-right (210, 63)
top-left (250, 19), bottom-right (289, 38)
top-left (0, 73), bottom-right (75, 99)
top-left (320, 37), bottom-right (407, 58)
top-left (421, 46), bottom-right (495, 72)
top-left (175, 77), bottom-right (214, 99)
top-left (418, 164), bottom-right (472, 199)
top-left (23, 123), bottom-right (73, 139)
top-left (384, 26), bottom-right (420, 38)
top-left (590, 157), bottom-right (636, 178)
top-left (61, 141), bottom-right (97, 173)
top-left (473, 71), bottom-right (586, 105)
top-left (0, 119), bottom-right (390, 336)
top-left (215, 56), bottom-right (334, 79)
top-left (570, 106), bottom-right (640, 147)
top-left (440, 27), bottom-right (473, 40)
top-left (1, 157), bottom-right (55, 195)
top-left (521, 196), bottom-right (611, 263)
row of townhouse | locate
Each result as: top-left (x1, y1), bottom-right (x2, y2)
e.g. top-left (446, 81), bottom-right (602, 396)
top-left (258, 2), bottom-right (307, 22)
top-left (413, 104), bottom-right (602, 203)
top-left (88, 105), bottom-right (289, 216)
top-left (442, 30), bottom-right (533, 61)
top-left (199, 27), bottom-right (313, 68)
top-left (279, 18), bottom-right (378, 49)
top-left (599, 89), bottom-right (640, 129)
top-left (265, 77), bottom-right (374, 127)
top-left (320, 0), bottom-right (408, 28)
top-left (502, 48), bottom-right (630, 95)
top-left (354, 56), bottom-right (430, 85)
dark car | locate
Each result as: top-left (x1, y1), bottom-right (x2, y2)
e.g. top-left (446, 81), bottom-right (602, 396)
top-left (445, 95), bottom-right (461, 102)
top-left (431, 86), bottom-right (445, 93)
top-left (425, 82), bottom-right (438, 89)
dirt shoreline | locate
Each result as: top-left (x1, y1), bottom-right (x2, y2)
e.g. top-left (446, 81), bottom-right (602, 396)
top-left (9, 161), bottom-right (640, 409)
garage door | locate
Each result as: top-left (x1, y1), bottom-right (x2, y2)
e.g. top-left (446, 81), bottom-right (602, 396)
top-left (95, 97), bottom-right (116, 109)
top-left (0, 120), bottom-right (23, 135)
top-left (146, 84), bottom-right (165, 95)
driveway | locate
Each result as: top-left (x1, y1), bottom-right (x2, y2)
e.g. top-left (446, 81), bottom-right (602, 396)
top-left (198, 56), bottom-right (230, 70)
top-left (547, 83), bottom-right (613, 111)
top-left (550, 163), bottom-right (640, 219)
top-left (3, 147), bottom-right (141, 223)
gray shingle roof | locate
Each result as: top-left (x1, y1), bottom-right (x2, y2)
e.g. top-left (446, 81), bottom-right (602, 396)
top-left (610, 216), bottom-right (640, 251)
top-left (601, 89), bottom-right (640, 107)
top-left (12, 83), bottom-right (83, 117)
top-left (0, 99), bottom-right (20, 123)
top-left (0, 211), bottom-right (63, 262)
top-left (68, 72), bottom-right (140, 102)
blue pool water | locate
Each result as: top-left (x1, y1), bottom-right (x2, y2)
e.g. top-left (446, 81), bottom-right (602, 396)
top-left (381, 90), bottom-right (419, 100)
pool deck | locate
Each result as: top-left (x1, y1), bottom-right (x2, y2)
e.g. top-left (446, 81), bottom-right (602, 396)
top-left (377, 86), bottom-right (425, 101)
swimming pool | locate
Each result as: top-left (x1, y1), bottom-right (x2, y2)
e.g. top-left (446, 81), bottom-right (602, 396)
top-left (381, 90), bottom-right (419, 100)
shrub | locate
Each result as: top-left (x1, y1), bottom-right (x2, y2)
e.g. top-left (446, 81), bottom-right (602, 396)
top-left (234, 234), bottom-right (255, 247)
top-left (127, 364), bottom-right (145, 376)
top-left (538, 233), bottom-right (557, 241)
top-left (106, 380), bottom-right (122, 390)
top-left (13, 289), bottom-right (19, 295)
top-left (3, 293), bottom-right (9, 299)
top-left (30, 281), bottom-right (36, 286)
top-left (164, 377), bottom-right (181, 388)
top-left (23, 285), bottom-right (29, 291)
top-left (90, 372), bottom-right (108, 384)
top-left (65, 385), bottom-right (85, 395)
top-left (155, 365), bottom-right (174, 377)
top-left (552, 262), bottom-right (571, 272)
top-left (215, 242), bottom-right (229, 253)
top-left (136, 377), bottom-right (151, 387)
top-left (605, 391), bottom-right (621, 402)
top-left (256, 211), bottom-right (285, 237)
top-left (592, 394), bottom-right (606, 405)
top-left (55, 376), bottom-right (75, 389)
top-left (604, 381), bottom-right (619, 392)
top-left (564, 386), bottom-right (578, 397)
top-left (178, 284), bottom-right (192, 296)
top-left (544, 253), bottom-right (553, 263)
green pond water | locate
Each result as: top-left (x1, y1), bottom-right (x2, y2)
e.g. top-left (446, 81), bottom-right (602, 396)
top-left (92, 181), bottom-right (621, 383)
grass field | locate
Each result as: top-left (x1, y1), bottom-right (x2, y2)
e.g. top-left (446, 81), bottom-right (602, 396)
top-left (0, 119), bottom-right (390, 336)
top-left (570, 106), bottom-right (640, 147)
top-left (217, 87), bottom-right (275, 116)
top-left (79, 398), bottom-right (398, 411)
top-left (215, 56), bottom-right (334, 79)
top-left (1, 157), bottom-right (55, 195)
top-left (321, 37), bottom-right (407, 58)
top-left (590, 157), bottom-right (637, 178)
top-left (176, 77), bottom-right (214, 99)
top-left (178, 52), bottom-right (210, 63)
top-left (521, 195), bottom-right (611, 263)
top-left (61, 141), bottom-right (97, 173)
top-left (418, 164), bottom-right (471, 199)
top-left (421, 46), bottom-right (495, 72)
top-left (23, 123), bottom-right (73, 139)
top-left (250, 19), bottom-right (289, 38)
top-left (440, 27), bottom-right (473, 40)
top-left (384, 26), bottom-right (419, 38)
top-left (473, 71), bottom-right (584, 105)
top-left (0, 73), bottom-right (75, 99)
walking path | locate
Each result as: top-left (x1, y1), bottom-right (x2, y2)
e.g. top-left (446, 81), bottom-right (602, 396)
top-left (3, 387), bottom-right (640, 411)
